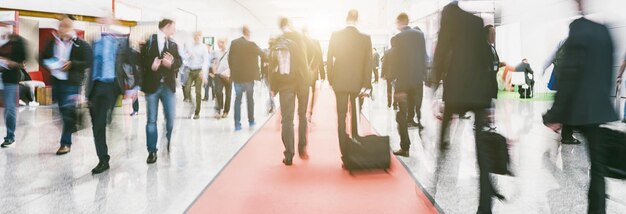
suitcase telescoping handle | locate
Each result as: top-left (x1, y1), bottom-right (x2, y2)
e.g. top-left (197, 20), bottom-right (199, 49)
top-left (352, 89), bottom-right (371, 137)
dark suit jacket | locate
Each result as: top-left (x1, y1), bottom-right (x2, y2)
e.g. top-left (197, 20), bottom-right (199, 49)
top-left (229, 37), bottom-right (266, 83)
top-left (388, 26), bottom-right (428, 92)
top-left (544, 18), bottom-right (618, 125)
top-left (432, 3), bottom-right (495, 107)
top-left (139, 34), bottom-right (182, 94)
top-left (86, 36), bottom-right (142, 98)
top-left (327, 26), bottom-right (372, 93)
top-left (40, 37), bottom-right (93, 86)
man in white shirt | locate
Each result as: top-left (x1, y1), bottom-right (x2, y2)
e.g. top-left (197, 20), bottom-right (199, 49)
top-left (212, 38), bottom-right (231, 119)
top-left (183, 32), bottom-right (209, 119)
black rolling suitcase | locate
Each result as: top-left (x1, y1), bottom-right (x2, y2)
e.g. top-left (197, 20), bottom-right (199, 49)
top-left (600, 125), bottom-right (626, 179)
top-left (344, 98), bottom-right (391, 173)
top-left (477, 131), bottom-right (512, 176)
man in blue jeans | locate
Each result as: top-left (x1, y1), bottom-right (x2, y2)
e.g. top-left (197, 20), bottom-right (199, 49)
top-left (140, 19), bottom-right (182, 164)
top-left (40, 15), bottom-right (93, 155)
top-left (228, 26), bottom-right (266, 131)
top-left (0, 23), bottom-right (27, 148)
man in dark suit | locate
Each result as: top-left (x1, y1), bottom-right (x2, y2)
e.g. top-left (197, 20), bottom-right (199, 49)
top-left (372, 48), bottom-right (380, 83)
top-left (515, 59), bottom-right (535, 99)
top-left (388, 13), bottom-right (428, 157)
top-left (327, 9), bottom-right (372, 166)
top-left (40, 15), bottom-right (93, 156)
top-left (228, 26), bottom-right (266, 131)
top-left (269, 17), bottom-right (311, 166)
top-left (543, 1), bottom-right (618, 212)
top-left (86, 16), bottom-right (142, 174)
top-left (140, 19), bottom-right (182, 164)
top-left (302, 28), bottom-right (325, 116)
top-left (432, 2), bottom-right (497, 213)
top-left (381, 50), bottom-right (396, 110)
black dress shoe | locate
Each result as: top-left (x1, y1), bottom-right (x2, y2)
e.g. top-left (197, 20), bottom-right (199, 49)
top-left (562, 138), bottom-right (581, 145)
top-left (147, 152), bottom-right (157, 164)
top-left (393, 149), bottom-right (410, 157)
top-left (91, 162), bottom-right (110, 174)
top-left (282, 157), bottom-right (293, 166)
top-left (56, 145), bottom-right (71, 155)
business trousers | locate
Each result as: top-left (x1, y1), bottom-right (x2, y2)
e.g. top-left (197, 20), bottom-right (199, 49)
top-left (53, 81), bottom-right (81, 146)
top-left (279, 86), bottom-right (310, 159)
top-left (145, 84), bottom-right (176, 152)
top-left (440, 105), bottom-right (494, 213)
top-left (89, 81), bottom-right (117, 163)
top-left (214, 75), bottom-right (232, 114)
top-left (407, 86), bottom-right (423, 124)
top-left (395, 90), bottom-right (411, 150)
top-left (234, 82), bottom-right (255, 128)
top-left (335, 92), bottom-right (358, 163)
top-left (571, 125), bottom-right (607, 214)
top-left (204, 75), bottom-right (215, 100)
top-left (372, 67), bottom-right (379, 82)
top-left (3, 84), bottom-right (18, 142)
top-left (386, 80), bottom-right (395, 108)
top-left (183, 69), bottom-right (203, 116)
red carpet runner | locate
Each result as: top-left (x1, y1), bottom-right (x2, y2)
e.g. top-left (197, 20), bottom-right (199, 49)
top-left (187, 89), bottom-right (438, 214)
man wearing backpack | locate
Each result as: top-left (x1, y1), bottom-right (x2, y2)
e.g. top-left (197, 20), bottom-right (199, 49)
top-left (269, 17), bottom-right (310, 166)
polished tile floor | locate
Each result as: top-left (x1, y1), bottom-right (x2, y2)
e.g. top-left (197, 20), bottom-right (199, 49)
top-left (0, 83), bottom-right (273, 214)
top-left (0, 81), bottom-right (625, 214)
top-left (364, 82), bottom-right (626, 214)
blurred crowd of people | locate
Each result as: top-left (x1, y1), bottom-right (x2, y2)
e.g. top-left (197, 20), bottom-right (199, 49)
top-left (0, 0), bottom-right (625, 213)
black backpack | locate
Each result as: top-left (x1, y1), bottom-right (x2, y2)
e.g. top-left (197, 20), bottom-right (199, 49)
top-left (269, 36), bottom-right (293, 76)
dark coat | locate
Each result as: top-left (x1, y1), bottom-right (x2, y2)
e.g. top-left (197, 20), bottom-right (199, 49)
top-left (0, 34), bottom-right (27, 84)
top-left (543, 18), bottom-right (618, 125)
top-left (431, 3), bottom-right (495, 108)
top-left (228, 37), bottom-right (266, 83)
top-left (327, 26), bottom-right (372, 93)
top-left (40, 37), bottom-right (93, 86)
top-left (139, 34), bottom-right (182, 94)
top-left (388, 26), bottom-right (428, 92)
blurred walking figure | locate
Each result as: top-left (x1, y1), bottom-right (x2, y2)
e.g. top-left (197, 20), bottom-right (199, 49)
top-left (40, 15), bottom-right (93, 155)
top-left (617, 52), bottom-right (626, 123)
top-left (182, 32), bottom-right (210, 119)
top-left (381, 50), bottom-right (397, 110)
top-left (431, 2), bottom-right (498, 213)
top-left (87, 16), bottom-right (141, 174)
top-left (269, 17), bottom-right (310, 165)
top-left (140, 19), bottom-right (182, 163)
top-left (543, 1), bottom-right (618, 213)
top-left (0, 21), bottom-right (27, 148)
top-left (203, 44), bottom-right (216, 102)
top-left (302, 27), bottom-right (325, 117)
top-left (327, 9), bottom-right (373, 166)
top-left (229, 26), bottom-right (266, 131)
top-left (212, 38), bottom-right (232, 119)
top-left (388, 13), bottom-right (428, 157)
top-left (372, 48), bottom-right (380, 83)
